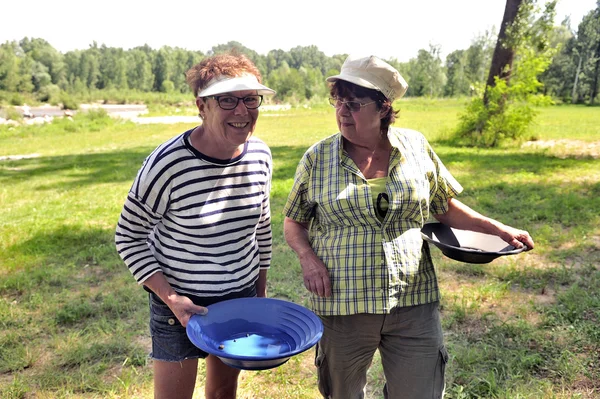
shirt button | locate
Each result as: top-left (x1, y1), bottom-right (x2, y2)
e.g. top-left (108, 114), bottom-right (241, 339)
top-left (168, 318), bottom-right (175, 325)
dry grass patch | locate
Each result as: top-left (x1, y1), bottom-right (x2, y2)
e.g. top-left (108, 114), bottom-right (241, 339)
top-left (522, 139), bottom-right (600, 159)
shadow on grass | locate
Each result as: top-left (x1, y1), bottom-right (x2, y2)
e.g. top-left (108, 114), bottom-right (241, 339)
top-left (0, 146), bottom-right (156, 189)
top-left (0, 225), bottom-right (122, 294)
top-left (1, 141), bottom-right (598, 397)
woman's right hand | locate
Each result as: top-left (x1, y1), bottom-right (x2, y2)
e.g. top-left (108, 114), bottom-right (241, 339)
top-left (165, 293), bottom-right (208, 328)
top-left (300, 254), bottom-right (332, 298)
top-left (283, 217), bottom-right (332, 297)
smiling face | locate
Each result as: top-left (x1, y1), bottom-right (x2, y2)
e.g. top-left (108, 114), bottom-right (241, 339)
top-left (196, 89), bottom-right (259, 155)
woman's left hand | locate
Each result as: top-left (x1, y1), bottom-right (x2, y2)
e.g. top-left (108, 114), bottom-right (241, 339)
top-left (498, 225), bottom-right (534, 250)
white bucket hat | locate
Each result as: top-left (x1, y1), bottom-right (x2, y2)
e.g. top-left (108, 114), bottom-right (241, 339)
top-left (197, 73), bottom-right (276, 97)
top-left (326, 55), bottom-right (408, 101)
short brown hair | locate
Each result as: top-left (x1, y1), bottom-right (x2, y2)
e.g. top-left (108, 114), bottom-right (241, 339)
top-left (186, 53), bottom-right (263, 97)
top-left (329, 80), bottom-right (399, 134)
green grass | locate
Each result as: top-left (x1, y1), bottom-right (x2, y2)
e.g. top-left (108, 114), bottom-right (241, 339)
top-left (1, 100), bottom-right (599, 398)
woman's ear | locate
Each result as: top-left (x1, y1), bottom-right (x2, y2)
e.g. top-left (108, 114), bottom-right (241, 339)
top-left (196, 97), bottom-right (206, 119)
top-left (379, 103), bottom-right (391, 118)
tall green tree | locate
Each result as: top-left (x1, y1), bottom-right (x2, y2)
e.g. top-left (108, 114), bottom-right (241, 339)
top-left (444, 49), bottom-right (470, 96)
top-left (575, 2), bottom-right (600, 104)
top-left (464, 30), bottom-right (497, 87)
top-left (483, 0), bottom-right (525, 105)
top-left (19, 37), bottom-right (66, 89)
top-left (78, 43), bottom-right (101, 90)
top-left (288, 45), bottom-right (328, 74)
top-left (405, 45), bottom-right (446, 97)
top-left (210, 42), bottom-right (267, 78)
top-left (456, 0), bottom-right (558, 147)
top-left (0, 42), bottom-right (20, 92)
top-left (266, 61), bottom-right (304, 102)
top-left (539, 20), bottom-right (576, 100)
top-left (152, 47), bottom-right (172, 92)
top-left (127, 49), bottom-right (154, 91)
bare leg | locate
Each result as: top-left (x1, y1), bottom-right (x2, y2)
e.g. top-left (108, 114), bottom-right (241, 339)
top-left (205, 355), bottom-right (241, 399)
top-left (153, 358), bottom-right (198, 399)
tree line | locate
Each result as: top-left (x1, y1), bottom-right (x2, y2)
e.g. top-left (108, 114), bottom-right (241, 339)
top-left (0, 1), bottom-right (598, 107)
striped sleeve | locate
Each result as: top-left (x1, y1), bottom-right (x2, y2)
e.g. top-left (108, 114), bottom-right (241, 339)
top-left (257, 150), bottom-right (272, 269)
top-left (114, 190), bottom-right (163, 283)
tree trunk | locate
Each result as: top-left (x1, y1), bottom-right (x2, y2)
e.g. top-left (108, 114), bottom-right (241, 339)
top-left (590, 40), bottom-right (600, 105)
top-left (572, 53), bottom-right (583, 104)
top-left (483, 0), bottom-right (524, 106)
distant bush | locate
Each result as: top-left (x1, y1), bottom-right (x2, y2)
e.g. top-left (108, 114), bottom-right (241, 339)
top-left (37, 84), bottom-right (61, 103)
top-left (9, 93), bottom-right (25, 106)
top-left (59, 92), bottom-right (79, 110)
top-left (3, 107), bottom-right (23, 121)
top-left (160, 80), bottom-right (175, 93)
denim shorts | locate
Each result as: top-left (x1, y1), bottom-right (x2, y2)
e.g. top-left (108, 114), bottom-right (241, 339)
top-left (148, 286), bottom-right (256, 362)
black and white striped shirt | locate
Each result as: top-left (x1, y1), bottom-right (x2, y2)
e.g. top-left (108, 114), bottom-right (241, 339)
top-left (115, 129), bottom-right (272, 298)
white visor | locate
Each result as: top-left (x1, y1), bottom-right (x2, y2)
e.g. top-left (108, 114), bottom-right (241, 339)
top-left (197, 73), bottom-right (276, 97)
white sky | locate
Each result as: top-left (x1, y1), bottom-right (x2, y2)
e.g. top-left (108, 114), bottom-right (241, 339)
top-left (1, 0), bottom-right (596, 62)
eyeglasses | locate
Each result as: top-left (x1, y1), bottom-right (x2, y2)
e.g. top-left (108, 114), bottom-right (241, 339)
top-left (329, 97), bottom-right (376, 113)
top-left (206, 95), bottom-right (263, 110)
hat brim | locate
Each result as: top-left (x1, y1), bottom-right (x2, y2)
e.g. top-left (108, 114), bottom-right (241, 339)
top-left (326, 74), bottom-right (380, 92)
top-left (198, 75), bottom-right (276, 97)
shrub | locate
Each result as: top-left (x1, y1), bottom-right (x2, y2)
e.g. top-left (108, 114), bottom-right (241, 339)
top-left (59, 92), bottom-right (79, 110)
top-left (9, 93), bottom-right (25, 106)
top-left (3, 107), bottom-right (23, 121)
top-left (37, 84), bottom-right (61, 103)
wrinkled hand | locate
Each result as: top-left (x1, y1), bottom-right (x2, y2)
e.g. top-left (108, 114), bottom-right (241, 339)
top-left (165, 294), bottom-right (208, 327)
top-left (300, 255), bottom-right (332, 297)
top-left (498, 225), bottom-right (535, 251)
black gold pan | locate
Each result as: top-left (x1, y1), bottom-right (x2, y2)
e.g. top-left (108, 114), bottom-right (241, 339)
top-left (421, 222), bottom-right (527, 264)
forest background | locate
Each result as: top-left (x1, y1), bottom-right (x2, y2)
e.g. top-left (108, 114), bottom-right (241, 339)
top-left (0, 1), bottom-right (599, 110)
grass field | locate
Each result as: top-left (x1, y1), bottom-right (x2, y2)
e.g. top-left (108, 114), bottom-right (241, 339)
top-left (0, 99), bottom-right (599, 398)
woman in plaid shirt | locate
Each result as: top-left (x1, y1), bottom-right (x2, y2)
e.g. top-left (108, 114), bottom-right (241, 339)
top-left (283, 55), bottom-right (534, 399)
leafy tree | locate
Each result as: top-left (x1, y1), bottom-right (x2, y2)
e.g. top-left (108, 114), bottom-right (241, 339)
top-left (575, 2), bottom-right (600, 104)
top-left (0, 42), bottom-right (20, 92)
top-left (97, 45), bottom-right (129, 90)
top-left (288, 45), bottom-right (328, 74)
top-left (114, 57), bottom-right (129, 90)
top-left (170, 48), bottom-right (203, 93)
top-left (78, 43), bottom-right (101, 90)
top-left (152, 47), bottom-right (172, 92)
top-left (539, 21), bottom-right (576, 101)
top-left (265, 49), bottom-right (292, 74)
top-left (31, 61), bottom-right (52, 91)
top-left (16, 55), bottom-right (34, 93)
top-left (482, 0), bottom-right (525, 105)
top-left (298, 66), bottom-right (327, 99)
top-left (455, 0), bottom-right (558, 147)
top-left (210, 42), bottom-right (267, 78)
top-left (444, 49), bottom-right (470, 96)
top-left (127, 49), bottom-right (154, 92)
top-left (20, 37), bottom-right (66, 89)
top-left (267, 61), bottom-right (304, 101)
top-left (464, 29), bottom-right (497, 87)
top-left (405, 45), bottom-right (446, 97)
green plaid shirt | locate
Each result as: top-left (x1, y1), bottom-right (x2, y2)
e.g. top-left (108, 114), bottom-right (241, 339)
top-left (283, 128), bottom-right (463, 316)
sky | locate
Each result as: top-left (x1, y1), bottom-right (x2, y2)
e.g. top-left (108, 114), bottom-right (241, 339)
top-left (1, 0), bottom-right (597, 62)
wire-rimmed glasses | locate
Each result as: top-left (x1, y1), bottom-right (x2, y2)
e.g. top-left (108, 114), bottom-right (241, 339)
top-left (329, 97), bottom-right (376, 113)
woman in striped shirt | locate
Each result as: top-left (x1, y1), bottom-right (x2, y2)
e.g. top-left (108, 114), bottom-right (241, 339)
top-left (115, 53), bottom-right (275, 399)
